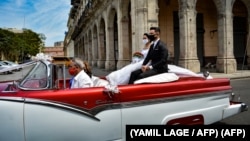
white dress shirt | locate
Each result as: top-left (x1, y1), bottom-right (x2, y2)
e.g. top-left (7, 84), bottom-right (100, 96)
top-left (153, 39), bottom-right (160, 49)
top-left (71, 70), bottom-right (93, 88)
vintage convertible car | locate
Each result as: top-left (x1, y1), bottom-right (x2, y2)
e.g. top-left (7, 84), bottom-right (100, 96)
top-left (0, 59), bottom-right (248, 141)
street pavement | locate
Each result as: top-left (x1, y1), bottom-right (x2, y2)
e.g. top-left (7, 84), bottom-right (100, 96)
top-left (92, 66), bottom-right (250, 80)
top-left (210, 70), bottom-right (250, 79)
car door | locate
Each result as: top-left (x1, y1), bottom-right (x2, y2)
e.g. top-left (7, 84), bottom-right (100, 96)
top-left (0, 97), bottom-right (25, 141)
top-left (23, 87), bottom-right (122, 141)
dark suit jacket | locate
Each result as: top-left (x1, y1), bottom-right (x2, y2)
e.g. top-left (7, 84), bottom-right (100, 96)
top-left (142, 40), bottom-right (168, 72)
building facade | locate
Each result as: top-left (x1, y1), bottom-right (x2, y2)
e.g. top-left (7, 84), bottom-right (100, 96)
top-left (65, 0), bottom-right (250, 73)
top-left (64, 15), bottom-right (75, 57)
top-left (43, 41), bottom-right (65, 57)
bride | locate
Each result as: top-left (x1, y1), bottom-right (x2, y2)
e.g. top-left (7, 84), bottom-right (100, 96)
top-left (106, 33), bottom-right (151, 85)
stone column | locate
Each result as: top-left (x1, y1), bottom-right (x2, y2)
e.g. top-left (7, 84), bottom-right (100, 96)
top-left (147, 0), bottom-right (159, 29)
top-left (116, 11), bottom-right (130, 69)
top-left (216, 0), bottom-right (236, 73)
top-left (178, 0), bottom-right (200, 72)
top-left (68, 40), bottom-right (74, 57)
top-left (131, 0), bottom-right (153, 54)
top-left (105, 26), bottom-right (116, 71)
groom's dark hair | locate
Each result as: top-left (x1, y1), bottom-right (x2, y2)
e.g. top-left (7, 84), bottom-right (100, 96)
top-left (150, 27), bottom-right (160, 33)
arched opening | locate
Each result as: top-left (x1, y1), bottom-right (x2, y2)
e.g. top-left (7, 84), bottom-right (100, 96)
top-left (158, 0), bottom-right (178, 65)
top-left (196, 0), bottom-right (217, 71)
top-left (88, 31), bottom-right (92, 65)
top-left (93, 25), bottom-right (98, 67)
top-left (233, 0), bottom-right (248, 70)
top-left (128, 2), bottom-right (132, 61)
top-left (98, 18), bottom-right (106, 69)
top-left (79, 38), bottom-right (84, 59)
top-left (113, 13), bottom-right (118, 70)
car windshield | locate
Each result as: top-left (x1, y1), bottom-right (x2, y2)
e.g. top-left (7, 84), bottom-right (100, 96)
top-left (19, 61), bottom-right (49, 89)
top-left (1, 59), bottom-right (73, 90)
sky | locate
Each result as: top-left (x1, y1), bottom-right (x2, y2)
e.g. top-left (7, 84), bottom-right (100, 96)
top-left (0, 0), bottom-right (71, 47)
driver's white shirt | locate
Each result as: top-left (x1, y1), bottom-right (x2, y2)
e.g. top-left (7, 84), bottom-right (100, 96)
top-left (71, 70), bottom-right (93, 88)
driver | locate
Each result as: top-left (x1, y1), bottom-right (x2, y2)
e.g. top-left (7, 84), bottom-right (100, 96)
top-left (68, 58), bottom-right (93, 88)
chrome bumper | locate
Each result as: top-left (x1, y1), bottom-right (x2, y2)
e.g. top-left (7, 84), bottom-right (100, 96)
top-left (223, 102), bottom-right (248, 119)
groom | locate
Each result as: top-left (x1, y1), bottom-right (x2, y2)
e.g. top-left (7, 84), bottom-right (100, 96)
top-left (128, 27), bottom-right (169, 84)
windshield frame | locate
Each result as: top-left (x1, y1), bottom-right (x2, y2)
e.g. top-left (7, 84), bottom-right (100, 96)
top-left (18, 60), bottom-right (51, 90)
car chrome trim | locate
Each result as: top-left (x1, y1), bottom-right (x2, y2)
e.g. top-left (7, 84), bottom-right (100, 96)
top-left (0, 90), bottom-right (232, 116)
top-left (23, 98), bottom-right (100, 121)
top-left (0, 97), bottom-right (25, 102)
top-left (89, 89), bottom-right (232, 115)
top-left (241, 103), bottom-right (248, 112)
top-left (0, 97), bottom-right (100, 121)
top-left (18, 87), bottom-right (50, 91)
top-left (122, 90), bottom-right (231, 106)
top-left (1, 90), bottom-right (17, 93)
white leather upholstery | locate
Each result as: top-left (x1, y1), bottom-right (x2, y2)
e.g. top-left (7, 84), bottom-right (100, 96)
top-left (134, 73), bottom-right (179, 84)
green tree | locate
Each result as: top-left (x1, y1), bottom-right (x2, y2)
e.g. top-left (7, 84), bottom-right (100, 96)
top-left (0, 29), bottom-right (15, 60)
top-left (0, 28), bottom-right (45, 62)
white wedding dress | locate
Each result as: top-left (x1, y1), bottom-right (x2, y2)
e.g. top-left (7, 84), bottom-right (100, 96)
top-left (106, 48), bottom-right (213, 85)
top-left (106, 48), bottom-right (149, 85)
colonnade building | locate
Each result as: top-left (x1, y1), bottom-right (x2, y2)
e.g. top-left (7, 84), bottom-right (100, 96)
top-left (64, 0), bottom-right (250, 73)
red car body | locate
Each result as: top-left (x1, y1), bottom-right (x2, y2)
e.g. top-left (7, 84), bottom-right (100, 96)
top-left (0, 60), bottom-right (248, 141)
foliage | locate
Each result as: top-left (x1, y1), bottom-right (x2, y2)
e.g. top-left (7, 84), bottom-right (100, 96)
top-left (0, 28), bottom-right (45, 63)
